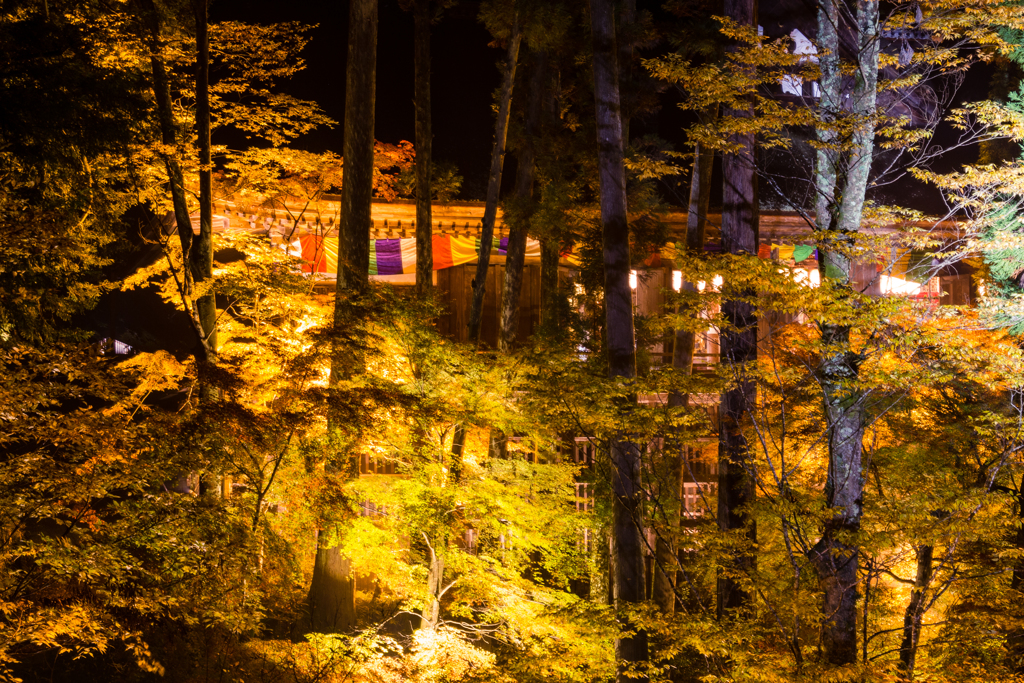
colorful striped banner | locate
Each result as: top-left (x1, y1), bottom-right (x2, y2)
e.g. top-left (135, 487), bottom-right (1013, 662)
top-left (299, 235), bottom-right (543, 275)
top-left (755, 243), bottom-right (818, 262)
top-left (299, 234), bottom-right (336, 274)
top-left (294, 236), bottom-right (830, 275)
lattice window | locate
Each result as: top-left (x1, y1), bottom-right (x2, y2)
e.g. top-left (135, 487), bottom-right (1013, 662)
top-left (575, 482), bottom-right (594, 513)
top-left (579, 527), bottom-right (592, 553)
top-left (682, 482), bottom-right (715, 518)
top-left (683, 444), bottom-right (719, 480)
top-left (573, 437), bottom-right (596, 467)
top-left (99, 338), bottom-right (134, 355)
top-left (360, 454), bottom-right (397, 475)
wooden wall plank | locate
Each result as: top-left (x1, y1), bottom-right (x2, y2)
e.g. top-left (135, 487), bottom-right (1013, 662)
top-left (454, 266), bottom-right (468, 342)
top-left (481, 265), bottom-right (499, 348)
top-left (436, 268), bottom-right (451, 338)
top-left (432, 264), bottom-right (543, 346)
top-left (852, 261), bottom-right (881, 297)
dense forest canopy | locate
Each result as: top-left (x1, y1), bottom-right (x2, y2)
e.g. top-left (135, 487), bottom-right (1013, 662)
top-left (3, 0), bottom-right (1024, 682)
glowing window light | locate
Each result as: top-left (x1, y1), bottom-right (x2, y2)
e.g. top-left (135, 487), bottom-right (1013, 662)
top-left (880, 275), bottom-right (922, 296)
top-left (629, 270), bottom-right (638, 290)
top-left (672, 270), bottom-right (682, 292)
top-left (697, 280), bottom-right (706, 292)
top-left (792, 268), bottom-right (821, 288)
top-left (712, 275), bottom-right (723, 290)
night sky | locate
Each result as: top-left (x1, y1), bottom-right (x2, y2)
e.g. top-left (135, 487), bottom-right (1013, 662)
top-left (208, 0), bottom-right (694, 202)
top-left (207, 0), bottom-right (987, 211)
top-left (210, 0), bottom-right (509, 200)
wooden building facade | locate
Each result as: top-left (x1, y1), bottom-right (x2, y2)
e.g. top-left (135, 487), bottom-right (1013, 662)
top-left (435, 263), bottom-right (544, 347)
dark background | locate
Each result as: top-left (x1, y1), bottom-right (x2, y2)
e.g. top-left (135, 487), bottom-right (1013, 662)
top-left (208, 0), bottom-right (988, 210)
top-left (210, 0), bottom-right (508, 199)
top-left (209, 0), bottom-right (694, 202)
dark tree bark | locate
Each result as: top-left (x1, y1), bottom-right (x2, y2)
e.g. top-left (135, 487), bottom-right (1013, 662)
top-left (141, 0), bottom-right (191, 260)
top-left (192, 0), bottom-right (216, 359)
top-left (717, 0), bottom-right (759, 619)
top-left (616, 0), bottom-right (636, 146)
top-left (540, 238), bottom-right (561, 331)
top-left (499, 50), bottom-right (545, 352)
top-left (413, 0), bottom-right (433, 294)
top-left (467, 19), bottom-right (521, 344)
top-left (591, 0), bottom-right (647, 678)
top-left (139, 0), bottom-right (213, 362)
top-left (306, 0), bottom-right (378, 635)
top-left (335, 0), bottom-right (377, 297)
top-left (449, 423), bottom-right (466, 484)
top-left (538, 67), bottom-right (563, 335)
top-left (139, 0), bottom-right (210, 494)
top-left (307, 548), bottom-right (355, 635)
top-left (672, 138), bottom-right (715, 379)
top-left (652, 138), bottom-right (715, 615)
top-left (807, 0), bottom-right (878, 664)
top-left (897, 544), bottom-right (933, 680)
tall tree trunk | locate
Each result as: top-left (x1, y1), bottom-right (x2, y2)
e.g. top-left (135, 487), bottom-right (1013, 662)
top-left (413, 0), bottom-right (433, 294)
top-left (420, 423), bottom-right (465, 630)
top-left (808, 0), bottom-right (878, 664)
top-left (192, 0), bottom-right (216, 360)
top-left (420, 536), bottom-right (445, 629)
top-left (591, 0), bottom-right (647, 679)
top-left (335, 0), bottom-right (377, 298)
top-left (140, 0), bottom-right (212, 362)
top-left (616, 0), bottom-right (636, 146)
top-left (897, 544), bottom-right (933, 680)
top-left (467, 19), bottom-right (521, 344)
top-left (672, 137), bottom-right (715, 380)
top-left (540, 238), bottom-right (561, 331)
top-left (449, 423), bottom-right (466, 484)
top-left (717, 0), bottom-right (758, 619)
top-left (538, 69), bottom-right (563, 335)
top-left (306, 0), bottom-right (377, 635)
top-left (499, 50), bottom-right (545, 352)
top-left (307, 549), bottom-right (354, 635)
top-left (652, 138), bottom-right (715, 614)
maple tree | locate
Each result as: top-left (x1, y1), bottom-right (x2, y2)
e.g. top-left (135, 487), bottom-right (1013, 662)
top-left (0, 0), bottom-right (152, 345)
top-left (641, 1), bottom-right (1024, 673)
top-left (134, 0), bottom-right (333, 364)
top-left (9, 0), bottom-right (1024, 682)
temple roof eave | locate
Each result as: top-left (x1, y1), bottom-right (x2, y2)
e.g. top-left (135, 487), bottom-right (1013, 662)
top-left (180, 198), bottom-right (963, 245)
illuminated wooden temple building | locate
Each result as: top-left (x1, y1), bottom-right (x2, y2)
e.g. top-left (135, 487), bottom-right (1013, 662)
top-left (206, 197), bottom-right (566, 349)
top-left (202, 196), bottom-right (974, 355)
top-left (169, 196), bottom-right (980, 558)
